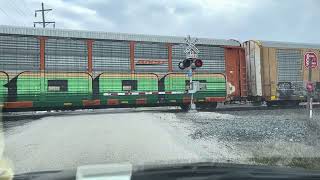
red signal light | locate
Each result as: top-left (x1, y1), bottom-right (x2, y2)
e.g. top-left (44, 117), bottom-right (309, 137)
top-left (306, 82), bottom-right (314, 93)
top-left (194, 59), bottom-right (203, 67)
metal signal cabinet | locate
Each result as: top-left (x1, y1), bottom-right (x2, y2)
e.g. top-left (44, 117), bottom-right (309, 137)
top-left (243, 40), bottom-right (320, 104)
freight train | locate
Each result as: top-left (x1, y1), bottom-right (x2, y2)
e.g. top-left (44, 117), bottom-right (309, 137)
top-left (0, 25), bottom-right (319, 111)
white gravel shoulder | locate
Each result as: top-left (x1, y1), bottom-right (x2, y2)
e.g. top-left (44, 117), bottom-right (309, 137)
top-left (152, 112), bottom-right (250, 163)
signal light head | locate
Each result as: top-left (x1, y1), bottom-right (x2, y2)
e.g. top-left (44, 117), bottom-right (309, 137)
top-left (183, 58), bottom-right (192, 68)
top-left (194, 59), bottom-right (203, 67)
top-left (177, 58), bottom-right (203, 70)
top-left (178, 58), bottom-right (192, 69)
top-left (178, 61), bottom-right (185, 70)
top-left (306, 82), bottom-right (314, 92)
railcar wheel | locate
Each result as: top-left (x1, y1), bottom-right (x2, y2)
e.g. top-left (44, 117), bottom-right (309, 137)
top-left (293, 101), bottom-right (300, 106)
top-left (281, 100), bottom-right (300, 107)
top-left (266, 101), bottom-right (274, 107)
top-left (180, 104), bottom-right (190, 112)
top-left (208, 102), bottom-right (218, 109)
top-left (252, 101), bottom-right (262, 106)
top-left (196, 102), bottom-right (218, 110)
top-left (266, 100), bottom-right (300, 107)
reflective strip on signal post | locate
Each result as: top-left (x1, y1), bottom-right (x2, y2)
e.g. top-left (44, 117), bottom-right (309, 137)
top-left (103, 91), bottom-right (185, 96)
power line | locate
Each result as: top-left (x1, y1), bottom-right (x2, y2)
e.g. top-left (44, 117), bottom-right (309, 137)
top-left (6, 0), bottom-right (25, 17)
top-left (9, 0), bottom-right (28, 17)
top-left (0, 6), bottom-right (10, 17)
top-left (21, 0), bottom-right (34, 15)
top-left (34, 2), bottom-right (55, 28)
top-left (2, 0), bottom-right (28, 26)
top-left (0, 5), bottom-right (19, 25)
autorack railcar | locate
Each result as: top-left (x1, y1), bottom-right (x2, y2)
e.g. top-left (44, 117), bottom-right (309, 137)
top-left (0, 25), bottom-right (246, 111)
top-left (243, 40), bottom-right (320, 106)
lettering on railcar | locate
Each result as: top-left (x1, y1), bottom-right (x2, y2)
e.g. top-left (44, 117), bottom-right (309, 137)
top-left (136, 59), bottom-right (167, 65)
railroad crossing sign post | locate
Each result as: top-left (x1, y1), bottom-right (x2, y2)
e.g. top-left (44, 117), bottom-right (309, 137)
top-left (185, 35), bottom-right (199, 111)
top-left (177, 36), bottom-right (203, 111)
top-left (304, 51), bottom-right (318, 119)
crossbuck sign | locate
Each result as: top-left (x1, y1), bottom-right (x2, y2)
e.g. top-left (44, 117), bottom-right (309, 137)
top-left (184, 35), bottom-right (199, 59)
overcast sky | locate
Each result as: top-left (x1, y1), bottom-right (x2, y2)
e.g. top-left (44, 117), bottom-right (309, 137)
top-left (0, 0), bottom-right (318, 43)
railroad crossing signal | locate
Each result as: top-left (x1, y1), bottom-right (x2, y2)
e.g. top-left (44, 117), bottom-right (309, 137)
top-left (178, 35), bottom-right (203, 70)
top-left (177, 35), bottom-right (204, 111)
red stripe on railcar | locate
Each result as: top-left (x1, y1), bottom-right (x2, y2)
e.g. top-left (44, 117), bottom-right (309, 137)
top-left (4, 101), bottom-right (33, 108)
top-left (183, 97), bottom-right (191, 104)
top-left (136, 98), bottom-right (146, 105)
top-left (107, 99), bottom-right (119, 105)
top-left (205, 97), bottom-right (225, 102)
top-left (83, 99), bottom-right (100, 106)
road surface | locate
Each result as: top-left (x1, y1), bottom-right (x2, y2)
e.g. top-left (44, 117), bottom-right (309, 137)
top-left (2, 106), bottom-right (320, 174)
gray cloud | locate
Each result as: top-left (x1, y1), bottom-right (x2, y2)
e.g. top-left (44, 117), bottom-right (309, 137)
top-left (0, 0), bottom-right (319, 43)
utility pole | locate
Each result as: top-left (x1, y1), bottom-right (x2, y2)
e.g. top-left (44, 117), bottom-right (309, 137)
top-left (34, 2), bottom-right (55, 28)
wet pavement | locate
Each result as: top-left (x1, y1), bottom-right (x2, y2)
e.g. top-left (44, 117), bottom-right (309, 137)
top-left (2, 105), bottom-right (320, 174)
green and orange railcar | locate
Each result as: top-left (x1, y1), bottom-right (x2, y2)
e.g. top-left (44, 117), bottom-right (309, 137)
top-left (0, 26), bottom-right (246, 111)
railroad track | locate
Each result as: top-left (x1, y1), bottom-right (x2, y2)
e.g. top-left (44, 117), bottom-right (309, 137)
top-left (2, 104), bottom-right (319, 120)
top-left (202, 104), bottom-right (320, 112)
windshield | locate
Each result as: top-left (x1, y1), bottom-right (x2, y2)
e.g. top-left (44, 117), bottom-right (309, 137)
top-left (1, 0), bottom-right (320, 179)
